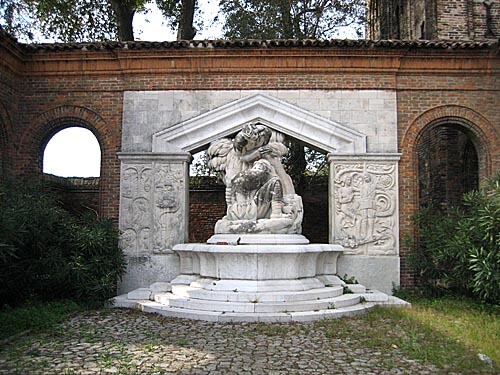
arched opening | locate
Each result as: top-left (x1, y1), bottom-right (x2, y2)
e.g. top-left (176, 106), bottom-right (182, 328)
top-left (42, 126), bottom-right (102, 216)
top-left (188, 148), bottom-right (227, 243)
top-left (43, 127), bottom-right (101, 177)
top-left (417, 123), bottom-right (479, 210)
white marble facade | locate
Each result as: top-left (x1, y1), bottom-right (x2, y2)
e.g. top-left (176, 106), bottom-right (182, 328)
top-left (119, 90), bottom-right (401, 294)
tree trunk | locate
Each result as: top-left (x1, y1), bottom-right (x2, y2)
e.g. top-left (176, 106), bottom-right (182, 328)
top-left (278, 0), bottom-right (294, 38)
top-left (287, 142), bottom-right (307, 194)
top-left (177, 0), bottom-right (197, 40)
top-left (110, 0), bottom-right (135, 41)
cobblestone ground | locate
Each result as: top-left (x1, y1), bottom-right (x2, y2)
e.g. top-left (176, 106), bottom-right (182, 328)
top-left (0, 308), bottom-right (439, 374)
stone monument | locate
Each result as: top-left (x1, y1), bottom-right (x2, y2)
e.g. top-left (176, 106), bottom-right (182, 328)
top-left (114, 121), bottom-right (408, 322)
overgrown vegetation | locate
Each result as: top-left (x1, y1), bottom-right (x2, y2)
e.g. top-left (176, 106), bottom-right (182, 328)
top-left (0, 180), bottom-right (125, 308)
top-left (0, 300), bottom-right (83, 341)
top-left (411, 173), bottom-right (499, 304)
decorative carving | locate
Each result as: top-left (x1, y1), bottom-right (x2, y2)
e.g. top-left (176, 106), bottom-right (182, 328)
top-left (122, 167), bottom-right (139, 199)
top-left (120, 229), bottom-right (137, 253)
top-left (333, 162), bottom-right (397, 254)
top-left (120, 165), bottom-right (153, 254)
top-left (120, 160), bottom-right (186, 254)
top-left (153, 163), bottom-right (184, 253)
top-left (154, 166), bottom-right (181, 212)
top-left (208, 122), bottom-right (303, 234)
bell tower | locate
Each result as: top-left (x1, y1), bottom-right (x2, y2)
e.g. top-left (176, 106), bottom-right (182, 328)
top-left (366, 0), bottom-right (498, 40)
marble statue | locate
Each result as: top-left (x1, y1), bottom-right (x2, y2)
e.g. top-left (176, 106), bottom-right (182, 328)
top-left (208, 122), bottom-right (303, 234)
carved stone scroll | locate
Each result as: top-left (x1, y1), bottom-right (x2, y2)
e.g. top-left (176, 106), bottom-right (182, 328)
top-left (119, 164), bottom-right (153, 255)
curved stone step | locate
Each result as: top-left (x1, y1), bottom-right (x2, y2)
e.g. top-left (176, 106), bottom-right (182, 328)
top-left (154, 292), bottom-right (360, 313)
top-left (190, 277), bottom-right (326, 292)
top-left (171, 284), bottom-right (344, 303)
top-left (114, 297), bottom-right (376, 323)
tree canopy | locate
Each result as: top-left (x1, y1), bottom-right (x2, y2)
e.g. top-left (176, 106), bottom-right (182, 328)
top-left (1, 0), bottom-right (364, 42)
top-left (0, 0), bottom-right (200, 42)
top-left (220, 0), bottom-right (365, 39)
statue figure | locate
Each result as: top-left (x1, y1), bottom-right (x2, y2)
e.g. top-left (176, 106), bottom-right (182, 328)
top-left (208, 122), bottom-right (303, 234)
top-left (227, 159), bottom-right (284, 221)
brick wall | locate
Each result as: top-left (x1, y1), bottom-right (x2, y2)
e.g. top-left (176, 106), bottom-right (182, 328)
top-left (417, 126), bottom-right (479, 210)
top-left (0, 32), bottom-right (20, 181)
top-left (1, 35), bottom-right (498, 287)
top-left (367, 0), bottom-right (498, 40)
top-left (44, 174), bottom-right (100, 216)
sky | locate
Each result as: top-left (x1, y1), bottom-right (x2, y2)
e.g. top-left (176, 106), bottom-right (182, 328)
top-left (43, 127), bottom-right (102, 177)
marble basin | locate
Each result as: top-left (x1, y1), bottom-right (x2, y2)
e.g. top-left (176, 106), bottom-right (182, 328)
top-left (173, 239), bottom-right (343, 284)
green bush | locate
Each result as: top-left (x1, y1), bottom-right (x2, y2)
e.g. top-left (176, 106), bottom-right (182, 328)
top-left (411, 173), bottom-right (499, 304)
top-left (0, 180), bottom-right (125, 308)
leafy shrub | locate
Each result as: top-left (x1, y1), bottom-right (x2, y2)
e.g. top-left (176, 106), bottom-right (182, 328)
top-left (0, 180), bottom-right (125, 308)
top-left (411, 173), bottom-right (499, 304)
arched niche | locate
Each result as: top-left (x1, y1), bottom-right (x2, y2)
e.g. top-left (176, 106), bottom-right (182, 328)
top-left (417, 122), bottom-right (479, 210)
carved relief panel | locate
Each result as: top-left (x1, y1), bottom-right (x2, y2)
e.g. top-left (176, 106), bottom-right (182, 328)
top-left (152, 162), bottom-right (185, 253)
top-left (119, 164), bottom-right (153, 255)
top-left (330, 157), bottom-right (400, 256)
top-left (119, 156), bottom-right (187, 256)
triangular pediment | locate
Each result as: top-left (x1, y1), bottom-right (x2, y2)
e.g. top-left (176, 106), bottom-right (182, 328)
top-left (152, 93), bottom-right (366, 154)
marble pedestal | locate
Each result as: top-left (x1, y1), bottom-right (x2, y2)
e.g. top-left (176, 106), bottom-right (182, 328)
top-left (113, 235), bottom-right (409, 322)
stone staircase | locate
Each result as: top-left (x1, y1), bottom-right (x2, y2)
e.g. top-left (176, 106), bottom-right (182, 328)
top-left (113, 279), bottom-right (409, 323)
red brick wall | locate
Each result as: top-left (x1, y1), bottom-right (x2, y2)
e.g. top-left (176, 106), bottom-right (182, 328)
top-left (0, 33), bottom-right (21, 180)
top-left (44, 174), bottom-right (100, 216)
top-left (1, 35), bottom-right (498, 287)
top-left (367, 0), bottom-right (499, 40)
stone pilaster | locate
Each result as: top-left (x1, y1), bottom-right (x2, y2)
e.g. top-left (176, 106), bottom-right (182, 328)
top-left (117, 152), bottom-right (191, 292)
top-left (328, 153), bottom-right (402, 293)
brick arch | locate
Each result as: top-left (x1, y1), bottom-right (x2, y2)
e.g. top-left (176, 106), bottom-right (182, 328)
top-left (398, 105), bottom-right (497, 287)
top-left (402, 105), bottom-right (496, 191)
top-left (18, 105), bottom-right (118, 218)
top-left (19, 105), bottom-right (108, 174)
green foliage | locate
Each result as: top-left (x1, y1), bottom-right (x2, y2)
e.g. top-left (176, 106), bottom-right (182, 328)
top-left (220, 0), bottom-right (366, 39)
top-left (156, 0), bottom-right (204, 36)
top-left (0, 181), bottom-right (125, 308)
top-left (34, 0), bottom-right (119, 42)
top-left (0, 300), bottom-right (83, 341)
top-left (0, 0), bottom-right (120, 42)
top-left (0, 0), bottom-right (37, 40)
top-left (339, 273), bottom-right (358, 284)
top-left (411, 173), bottom-right (500, 304)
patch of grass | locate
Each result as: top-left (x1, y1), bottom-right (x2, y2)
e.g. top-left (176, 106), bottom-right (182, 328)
top-left (317, 295), bottom-right (499, 373)
top-left (0, 300), bottom-right (84, 342)
top-left (407, 296), bottom-right (499, 365)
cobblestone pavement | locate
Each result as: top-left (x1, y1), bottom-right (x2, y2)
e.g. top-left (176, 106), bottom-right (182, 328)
top-left (0, 308), bottom-right (439, 374)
